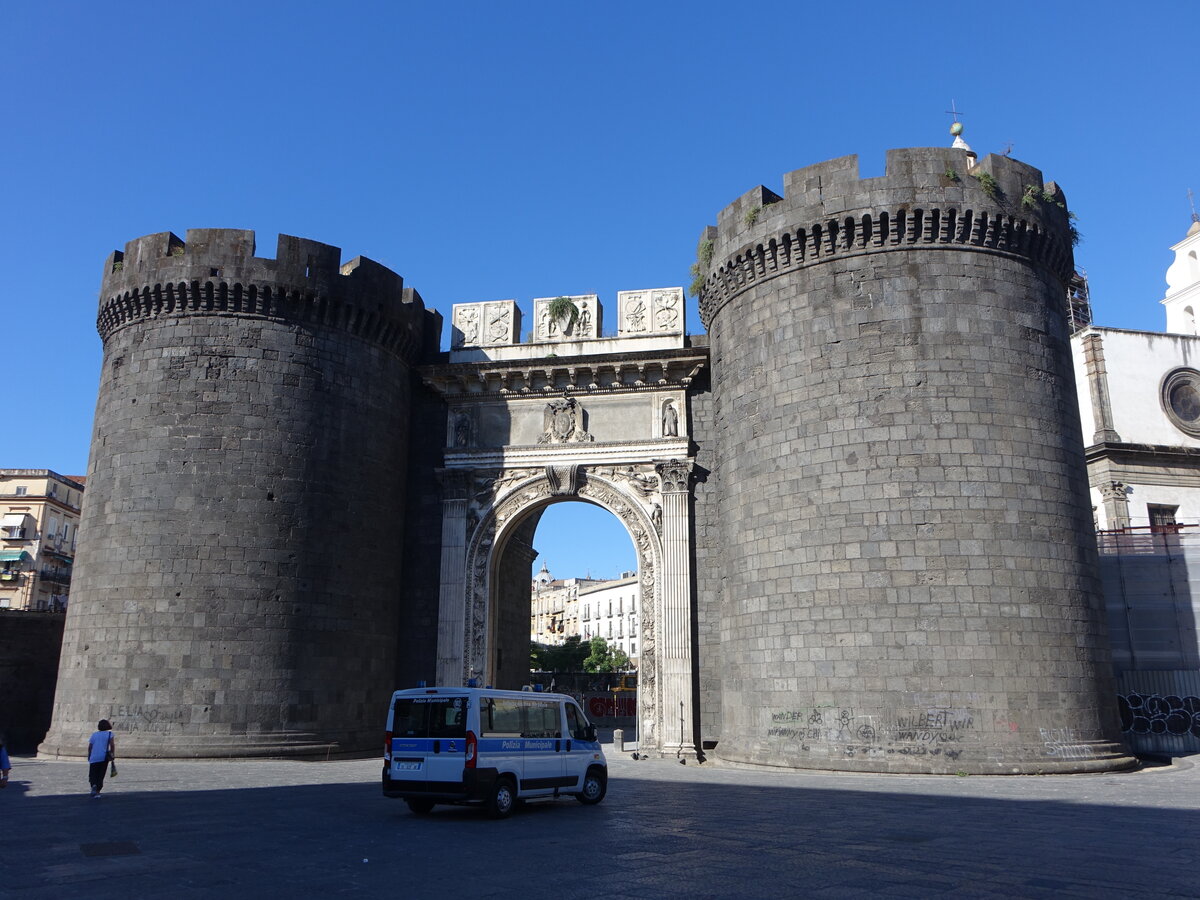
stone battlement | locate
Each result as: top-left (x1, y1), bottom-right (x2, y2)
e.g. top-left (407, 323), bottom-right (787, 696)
top-left (697, 148), bottom-right (1075, 327)
top-left (97, 229), bottom-right (436, 360)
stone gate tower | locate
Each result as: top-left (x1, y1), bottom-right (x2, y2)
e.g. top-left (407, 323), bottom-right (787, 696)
top-left (695, 148), bottom-right (1134, 773)
top-left (41, 229), bottom-right (437, 757)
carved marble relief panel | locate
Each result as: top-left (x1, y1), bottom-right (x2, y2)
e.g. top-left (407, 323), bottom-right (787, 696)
top-left (617, 287), bottom-right (685, 336)
top-left (532, 295), bottom-right (601, 341)
top-left (451, 300), bottom-right (521, 348)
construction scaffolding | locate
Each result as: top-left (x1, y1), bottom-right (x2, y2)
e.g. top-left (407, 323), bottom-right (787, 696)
top-left (1067, 268), bottom-right (1093, 333)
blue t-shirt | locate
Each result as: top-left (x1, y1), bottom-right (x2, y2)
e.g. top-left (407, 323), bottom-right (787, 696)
top-left (88, 731), bottom-right (113, 764)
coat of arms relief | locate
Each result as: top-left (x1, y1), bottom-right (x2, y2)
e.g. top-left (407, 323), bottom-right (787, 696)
top-left (538, 396), bottom-right (594, 444)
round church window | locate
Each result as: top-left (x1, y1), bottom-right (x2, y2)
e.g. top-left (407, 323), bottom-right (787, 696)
top-left (1162, 368), bottom-right (1200, 436)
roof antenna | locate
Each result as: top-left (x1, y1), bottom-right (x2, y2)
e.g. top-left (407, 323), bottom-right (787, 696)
top-left (1189, 189), bottom-right (1200, 237)
top-left (946, 100), bottom-right (977, 168)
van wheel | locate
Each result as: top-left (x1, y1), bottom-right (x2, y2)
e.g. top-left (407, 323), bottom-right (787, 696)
top-left (405, 798), bottom-right (435, 815)
top-left (487, 777), bottom-right (516, 819)
top-left (576, 768), bottom-right (606, 805)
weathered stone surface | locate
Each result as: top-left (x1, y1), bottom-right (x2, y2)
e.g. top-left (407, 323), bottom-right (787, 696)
top-left (42, 230), bottom-right (437, 758)
top-left (41, 147), bottom-right (1136, 771)
top-left (696, 148), bottom-right (1133, 773)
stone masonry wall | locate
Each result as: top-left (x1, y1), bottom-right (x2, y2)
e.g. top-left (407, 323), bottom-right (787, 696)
top-left (41, 230), bottom-right (434, 758)
top-left (698, 148), bottom-right (1133, 773)
top-left (0, 612), bottom-right (65, 751)
top-left (685, 363), bottom-right (723, 745)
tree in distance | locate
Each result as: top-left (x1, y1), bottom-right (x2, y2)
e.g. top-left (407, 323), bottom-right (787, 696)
top-left (530, 635), bottom-right (589, 672)
top-left (582, 637), bottom-right (631, 674)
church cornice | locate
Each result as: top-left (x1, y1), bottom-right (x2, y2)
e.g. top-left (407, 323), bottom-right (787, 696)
top-left (1085, 441), bottom-right (1200, 465)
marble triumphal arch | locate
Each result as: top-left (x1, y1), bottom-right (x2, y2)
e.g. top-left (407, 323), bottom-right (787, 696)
top-left (421, 290), bottom-right (707, 757)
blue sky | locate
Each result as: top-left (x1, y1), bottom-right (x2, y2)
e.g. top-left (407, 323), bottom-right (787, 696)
top-left (1, 1), bottom-right (1195, 579)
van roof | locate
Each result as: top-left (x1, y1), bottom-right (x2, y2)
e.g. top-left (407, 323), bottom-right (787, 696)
top-left (390, 686), bottom-right (574, 702)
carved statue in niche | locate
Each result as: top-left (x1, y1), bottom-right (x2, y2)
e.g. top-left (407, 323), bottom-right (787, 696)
top-left (626, 297), bottom-right (647, 332)
top-left (456, 307), bottom-right (480, 345)
top-left (579, 303), bottom-right (592, 336)
top-left (538, 396), bottom-right (594, 444)
top-left (453, 411), bottom-right (473, 448)
top-left (662, 400), bottom-right (678, 437)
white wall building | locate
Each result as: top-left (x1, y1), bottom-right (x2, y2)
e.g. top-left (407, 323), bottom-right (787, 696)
top-left (1071, 216), bottom-right (1200, 532)
top-left (577, 573), bottom-right (639, 664)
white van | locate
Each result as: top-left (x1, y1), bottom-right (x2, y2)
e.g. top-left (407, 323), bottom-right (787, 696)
top-left (382, 686), bottom-right (608, 818)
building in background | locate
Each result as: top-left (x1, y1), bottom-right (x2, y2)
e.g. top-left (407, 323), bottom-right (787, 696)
top-left (1070, 212), bottom-right (1200, 755)
top-left (0, 470), bottom-right (85, 612)
top-left (530, 563), bottom-right (602, 646)
top-left (1071, 214), bottom-right (1200, 531)
top-left (578, 573), bottom-right (639, 665)
top-left (530, 564), bottom-right (640, 664)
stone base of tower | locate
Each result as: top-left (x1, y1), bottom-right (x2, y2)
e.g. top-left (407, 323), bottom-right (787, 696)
top-left (39, 725), bottom-right (380, 760)
top-left (714, 716), bottom-right (1138, 775)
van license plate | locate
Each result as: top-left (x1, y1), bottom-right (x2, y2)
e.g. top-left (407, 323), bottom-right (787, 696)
top-left (394, 761), bottom-right (423, 771)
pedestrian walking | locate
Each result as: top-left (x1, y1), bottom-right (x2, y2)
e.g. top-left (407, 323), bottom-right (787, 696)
top-left (0, 731), bottom-right (10, 788)
top-left (87, 720), bottom-right (115, 798)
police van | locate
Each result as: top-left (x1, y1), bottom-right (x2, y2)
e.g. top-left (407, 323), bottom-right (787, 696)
top-left (382, 686), bottom-right (607, 818)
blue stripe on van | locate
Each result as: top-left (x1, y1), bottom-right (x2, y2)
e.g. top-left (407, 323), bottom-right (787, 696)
top-left (477, 738), bottom-right (558, 752)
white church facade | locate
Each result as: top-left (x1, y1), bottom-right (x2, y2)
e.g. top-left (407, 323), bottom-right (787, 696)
top-left (1072, 216), bottom-right (1200, 533)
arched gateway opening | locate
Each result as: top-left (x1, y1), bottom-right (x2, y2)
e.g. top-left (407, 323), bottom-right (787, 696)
top-left (524, 503), bottom-right (639, 677)
top-left (505, 501), bottom-right (639, 707)
top-left (462, 467), bottom-right (669, 752)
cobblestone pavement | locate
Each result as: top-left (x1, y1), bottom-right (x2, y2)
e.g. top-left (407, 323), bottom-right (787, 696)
top-left (2, 750), bottom-right (1198, 898)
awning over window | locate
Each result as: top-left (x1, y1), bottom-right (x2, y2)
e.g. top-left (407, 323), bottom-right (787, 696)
top-left (0, 550), bottom-right (32, 563)
top-left (1, 514), bottom-right (30, 529)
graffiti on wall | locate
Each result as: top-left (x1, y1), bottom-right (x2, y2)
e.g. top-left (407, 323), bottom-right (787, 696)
top-left (766, 706), bottom-right (978, 760)
top-left (1118, 693), bottom-right (1200, 738)
top-left (1038, 727), bottom-right (1095, 760)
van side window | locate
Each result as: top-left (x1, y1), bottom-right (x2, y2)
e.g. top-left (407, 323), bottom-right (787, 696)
top-left (566, 703), bottom-right (589, 741)
top-left (481, 697), bottom-right (522, 737)
top-left (523, 701), bottom-right (561, 739)
top-left (391, 697), bottom-right (466, 739)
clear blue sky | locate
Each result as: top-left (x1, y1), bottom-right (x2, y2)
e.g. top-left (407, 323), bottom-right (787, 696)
top-left (1, 1), bottom-right (1195, 578)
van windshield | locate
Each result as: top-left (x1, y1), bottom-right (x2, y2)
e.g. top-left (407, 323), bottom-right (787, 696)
top-left (391, 696), bottom-right (467, 739)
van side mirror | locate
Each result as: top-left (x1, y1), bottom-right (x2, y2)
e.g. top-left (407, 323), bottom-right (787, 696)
top-left (584, 724), bottom-right (597, 742)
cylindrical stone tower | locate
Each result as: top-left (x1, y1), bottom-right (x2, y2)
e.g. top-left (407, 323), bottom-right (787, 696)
top-left (697, 149), bottom-right (1134, 773)
top-left (41, 229), bottom-right (436, 758)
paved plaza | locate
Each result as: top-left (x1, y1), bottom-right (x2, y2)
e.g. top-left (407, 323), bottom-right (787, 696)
top-left (2, 748), bottom-right (1198, 898)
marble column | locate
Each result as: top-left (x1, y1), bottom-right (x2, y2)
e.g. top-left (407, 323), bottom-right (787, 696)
top-left (655, 459), bottom-right (699, 758)
top-left (435, 469), bottom-right (471, 686)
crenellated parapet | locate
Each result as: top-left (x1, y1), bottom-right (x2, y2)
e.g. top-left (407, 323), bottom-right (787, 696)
top-left (97, 229), bottom-right (437, 362)
top-left (696, 148), bottom-right (1076, 327)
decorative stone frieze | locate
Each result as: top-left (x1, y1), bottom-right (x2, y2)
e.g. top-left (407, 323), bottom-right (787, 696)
top-left (451, 300), bottom-right (521, 349)
top-left (618, 288), bottom-right (685, 336)
top-left (533, 295), bottom-right (601, 341)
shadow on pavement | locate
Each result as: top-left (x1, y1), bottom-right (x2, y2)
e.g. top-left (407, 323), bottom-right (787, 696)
top-left (2, 757), bottom-right (1197, 899)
